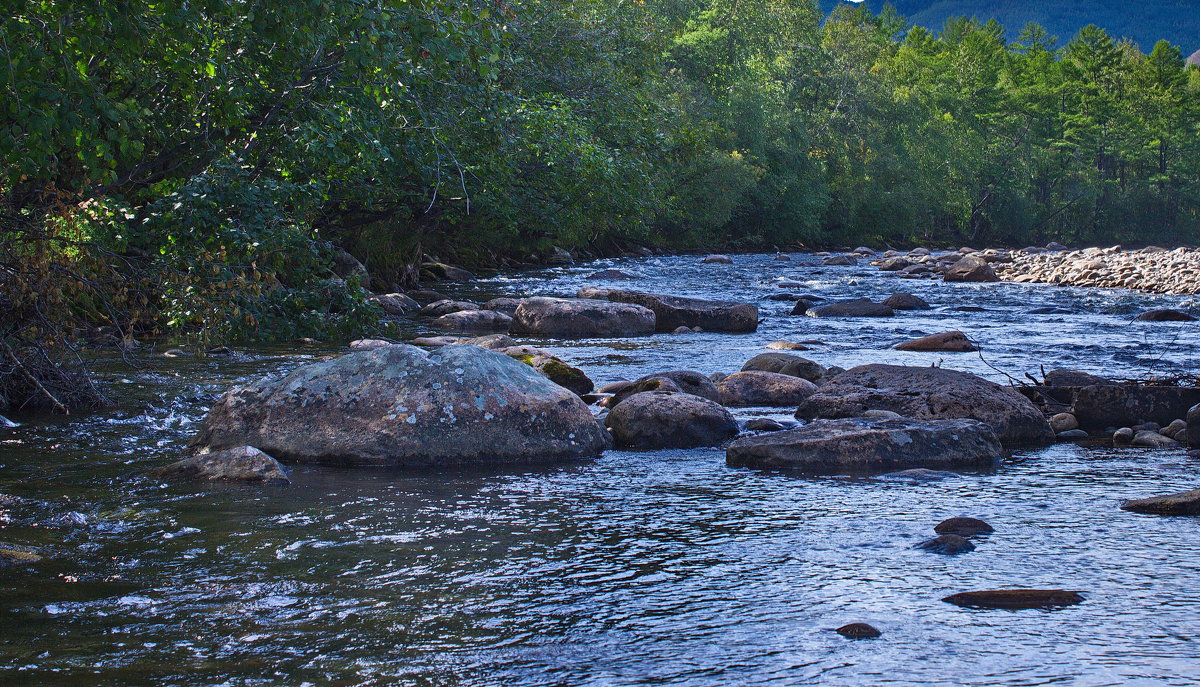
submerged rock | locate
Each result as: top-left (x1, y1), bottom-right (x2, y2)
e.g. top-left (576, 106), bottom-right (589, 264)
top-left (512, 297), bottom-right (656, 338)
top-left (0, 546), bottom-right (43, 568)
top-left (603, 290), bottom-right (758, 333)
top-left (894, 331), bottom-right (979, 352)
top-left (192, 345), bottom-right (609, 467)
top-left (934, 517), bottom-right (994, 536)
top-left (151, 446), bottom-right (290, 484)
top-left (915, 534), bottom-right (975, 555)
top-left (942, 590), bottom-right (1085, 609)
top-left (717, 371), bottom-right (818, 407)
top-left (1121, 489), bottom-right (1200, 516)
top-left (605, 391), bottom-right (738, 449)
top-left (587, 269), bottom-right (645, 280)
top-left (702, 254), bottom-right (733, 264)
top-left (726, 418), bottom-right (1003, 474)
top-left (835, 623), bottom-right (881, 639)
top-left (745, 418), bottom-right (790, 432)
top-left (741, 353), bottom-right (826, 381)
top-left (1135, 309), bottom-right (1196, 322)
top-left (796, 364), bottom-right (1054, 446)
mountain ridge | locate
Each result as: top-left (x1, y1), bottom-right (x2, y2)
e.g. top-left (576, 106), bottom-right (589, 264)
top-left (822, 0), bottom-right (1200, 53)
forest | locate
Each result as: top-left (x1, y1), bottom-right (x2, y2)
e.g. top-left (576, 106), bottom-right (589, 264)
top-left (3, 0), bottom-right (1200, 399)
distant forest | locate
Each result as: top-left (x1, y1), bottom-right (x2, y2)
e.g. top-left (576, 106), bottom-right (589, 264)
top-left (821, 0), bottom-right (1200, 54)
top-left (4, 0), bottom-right (1200, 361)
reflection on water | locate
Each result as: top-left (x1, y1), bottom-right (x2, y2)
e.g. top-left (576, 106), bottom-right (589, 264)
top-left (1, 253), bottom-right (1199, 686)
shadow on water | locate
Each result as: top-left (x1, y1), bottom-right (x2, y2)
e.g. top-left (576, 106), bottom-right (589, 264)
top-left (2, 253), bottom-right (1200, 686)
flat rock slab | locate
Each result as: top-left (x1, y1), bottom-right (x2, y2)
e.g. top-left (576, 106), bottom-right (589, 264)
top-left (942, 590), bottom-right (1085, 609)
top-left (796, 364), bottom-right (1053, 446)
top-left (512, 297), bottom-right (655, 338)
top-left (192, 345), bottom-right (609, 467)
top-left (726, 418), bottom-right (1003, 474)
top-left (808, 298), bottom-right (894, 318)
top-left (603, 290), bottom-right (758, 333)
top-left (1121, 489), bottom-right (1200, 515)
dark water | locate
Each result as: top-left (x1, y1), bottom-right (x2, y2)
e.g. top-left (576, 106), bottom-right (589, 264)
top-left (2, 253), bottom-right (1199, 686)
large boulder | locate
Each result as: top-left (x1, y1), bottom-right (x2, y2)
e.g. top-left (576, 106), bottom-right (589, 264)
top-left (191, 345), bottom-right (609, 467)
top-left (894, 331), bottom-right (979, 352)
top-left (717, 371), bottom-right (818, 407)
top-left (726, 418), bottom-right (1003, 473)
top-left (512, 297), bottom-right (656, 338)
top-left (370, 292), bottom-right (420, 316)
top-left (943, 256), bottom-right (999, 283)
top-left (604, 391), bottom-right (738, 449)
top-left (602, 290), bottom-right (758, 333)
top-left (808, 298), bottom-right (894, 318)
top-left (151, 446), bottom-right (290, 484)
top-left (795, 364), bottom-right (1054, 446)
top-left (1070, 385), bottom-right (1200, 431)
top-left (741, 353), bottom-right (825, 381)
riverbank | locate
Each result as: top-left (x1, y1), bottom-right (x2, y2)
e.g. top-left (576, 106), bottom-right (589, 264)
top-left (993, 245), bottom-right (1200, 295)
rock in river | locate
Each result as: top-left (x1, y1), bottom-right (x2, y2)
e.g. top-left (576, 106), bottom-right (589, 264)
top-left (717, 371), bottom-right (818, 407)
top-left (512, 297), bottom-right (656, 338)
top-left (943, 255), bottom-right (999, 283)
top-left (934, 517), bottom-right (994, 536)
top-left (191, 345), bottom-right (609, 467)
top-left (1121, 489), bottom-right (1200, 516)
top-left (915, 534), bottom-right (975, 555)
top-left (795, 364), bottom-right (1054, 446)
top-left (835, 623), bottom-right (881, 639)
top-left (151, 446), bottom-right (290, 484)
top-left (600, 289), bottom-right (758, 333)
top-left (1070, 384), bottom-right (1200, 431)
top-left (605, 391), bottom-right (738, 449)
top-left (808, 298), bottom-right (893, 318)
top-left (882, 292), bottom-right (931, 310)
top-left (1134, 309), bottom-right (1196, 322)
top-left (894, 331), bottom-right (979, 352)
top-left (433, 309), bottom-right (512, 333)
top-left (741, 352), bottom-right (826, 381)
top-left (942, 590), bottom-right (1085, 609)
top-left (726, 418), bottom-right (1003, 474)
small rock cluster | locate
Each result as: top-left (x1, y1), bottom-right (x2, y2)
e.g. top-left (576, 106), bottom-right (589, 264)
top-left (994, 245), bottom-right (1200, 295)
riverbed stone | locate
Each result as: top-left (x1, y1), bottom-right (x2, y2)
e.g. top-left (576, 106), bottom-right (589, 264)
top-left (1049, 413), bottom-right (1079, 433)
top-left (894, 331), bottom-right (979, 352)
top-left (602, 290), bottom-right (758, 333)
top-left (835, 623), bottom-right (881, 639)
top-left (916, 534), bottom-right (975, 554)
top-left (882, 292), bottom-right (931, 310)
top-left (725, 418), bottom-right (1003, 473)
top-left (433, 310), bottom-right (512, 333)
top-left (1130, 430), bottom-right (1178, 448)
top-left (1121, 489), bottom-right (1200, 515)
top-left (604, 391), bottom-right (738, 449)
top-left (420, 299), bottom-right (480, 317)
top-left (702, 254), bottom-right (733, 264)
top-left (877, 257), bottom-right (913, 271)
top-left (192, 345), bottom-right (609, 467)
top-left (795, 364), bottom-right (1054, 446)
top-left (716, 371), bottom-right (818, 407)
top-left (808, 298), bottom-right (894, 318)
top-left (943, 256), bottom-right (999, 282)
top-left (741, 353), bottom-right (825, 381)
top-left (152, 446), bottom-right (290, 484)
top-left (942, 590), bottom-right (1084, 609)
top-left (1056, 429), bottom-right (1089, 440)
top-left (512, 297), bottom-right (656, 338)
top-left (934, 517), bottom-right (994, 536)
top-left (483, 298), bottom-right (525, 317)
top-left (1135, 309), bottom-right (1196, 322)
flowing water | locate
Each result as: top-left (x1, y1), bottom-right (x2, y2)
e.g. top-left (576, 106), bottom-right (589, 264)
top-left (2, 253), bottom-right (1199, 686)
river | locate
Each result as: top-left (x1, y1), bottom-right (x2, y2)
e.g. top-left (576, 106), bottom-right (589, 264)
top-left (2, 252), bottom-right (1198, 686)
